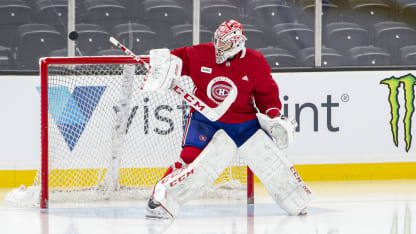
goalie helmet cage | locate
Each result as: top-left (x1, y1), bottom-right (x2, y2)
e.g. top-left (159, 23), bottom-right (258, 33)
top-left (37, 56), bottom-right (254, 209)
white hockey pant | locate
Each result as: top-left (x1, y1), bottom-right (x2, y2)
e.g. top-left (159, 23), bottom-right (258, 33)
top-left (152, 130), bottom-right (237, 218)
top-left (239, 130), bottom-right (313, 215)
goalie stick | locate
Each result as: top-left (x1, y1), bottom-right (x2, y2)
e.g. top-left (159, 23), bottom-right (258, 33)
top-left (109, 37), bottom-right (237, 122)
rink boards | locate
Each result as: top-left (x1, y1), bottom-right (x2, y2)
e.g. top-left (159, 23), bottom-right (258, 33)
top-left (0, 69), bottom-right (416, 187)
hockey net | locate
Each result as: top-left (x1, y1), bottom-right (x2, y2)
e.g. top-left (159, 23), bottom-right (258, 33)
top-left (5, 56), bottom-right (253, 208)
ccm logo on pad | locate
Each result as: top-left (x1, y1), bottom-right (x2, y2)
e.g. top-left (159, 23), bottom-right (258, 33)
top-left (290, 166), bottom-right (303, 183)
top-left (201, 66), bottom-right (212, 74)
top-left (167, 168), bottom-right (195, 187)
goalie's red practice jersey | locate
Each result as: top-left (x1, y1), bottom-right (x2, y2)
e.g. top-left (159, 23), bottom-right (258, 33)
top-left (171, 42), bottom-right (281, 123)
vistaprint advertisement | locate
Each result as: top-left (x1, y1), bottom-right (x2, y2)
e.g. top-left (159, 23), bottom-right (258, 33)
top-left (276, 71), bottom-right (416, 164)
top-left (0, 70), bottom-right (415, 169)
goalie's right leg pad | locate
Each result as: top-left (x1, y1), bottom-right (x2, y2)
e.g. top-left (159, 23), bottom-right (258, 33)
top-left (150, 130), bottom-right (237, 218)
top-left (238, 130), bottom-right (313, 215)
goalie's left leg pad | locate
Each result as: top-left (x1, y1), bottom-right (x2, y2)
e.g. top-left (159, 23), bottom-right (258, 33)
top-left (152, 130), bottom-right (238, 218)
top-left (238, 130), bottom-right (313, 215)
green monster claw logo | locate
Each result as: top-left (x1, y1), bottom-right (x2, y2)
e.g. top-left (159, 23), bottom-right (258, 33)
top-left (380, 74), bottom-right (416, 152)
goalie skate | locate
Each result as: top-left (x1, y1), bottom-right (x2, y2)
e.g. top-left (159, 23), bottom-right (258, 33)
top-left (298, 207), bottom-right (308, 216)
top-left (145, 198), bottom-right (171, 219)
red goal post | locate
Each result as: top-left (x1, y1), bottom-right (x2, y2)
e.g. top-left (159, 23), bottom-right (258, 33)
top-left (37, 56), bottom-right (254, 209)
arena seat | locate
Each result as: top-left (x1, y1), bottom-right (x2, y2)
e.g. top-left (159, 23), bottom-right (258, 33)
top-left (349, 0), bottom-right (392, 29)
top-left (373, 21), bottom-right (416, 64)
top-left (397, 0), bottom-right (416, 22)
top-left (34, 0), bottom-right (67, 35)
top-left (257, 46), bottom-right (299, 70)
top-left (200, 0), bottom-right (239, 31)
top-left (300, 46), bottom-right (344, 67)
top-left (112, 23), bottom-right (161, 55)
top-left (175, 0), bottom-right (193, 22)
top-left (170, 24), bottom-right (213, 49)
top-left (325, 21), bottom-right (369, 54)
top-left (74, 23), bottom-right (111, 56)
top-left (0, 0), bottom-right (33, 47)
top-left (241, 23), bottom-right (266, 49)
top-left (117, 0), bottom-right (146, 20)
top-left (81, 0), bottom-right (127, 31)
top-left (15, 24), bottom-right (63, 70)
top-left (143, 0), bottom-right (186, 47)
top-left (272, 22), bottom-right (314, 53)
top-left (297, 0), bottom-right (342, 29)
top-left (246, 0), bottom-right (292, 40)
top-left (348, 45), bottom-right (391, 66)
top-left (0, 0), bottom-right (32, 25)
top-left (143, 0), bottom-right (186, 26)
top-left (400, 45), bottom-right (416, 65)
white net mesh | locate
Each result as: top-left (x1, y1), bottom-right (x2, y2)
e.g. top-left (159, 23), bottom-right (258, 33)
top-left (5, 57), bottom-right (249, 207)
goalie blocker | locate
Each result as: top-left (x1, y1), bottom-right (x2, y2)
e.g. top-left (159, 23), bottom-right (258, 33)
top-left (148, 129), bottom-right (312, 218)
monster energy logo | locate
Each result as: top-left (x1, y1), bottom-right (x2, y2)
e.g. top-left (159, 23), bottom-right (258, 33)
top-left (380, 74), bottom-right (416, 152)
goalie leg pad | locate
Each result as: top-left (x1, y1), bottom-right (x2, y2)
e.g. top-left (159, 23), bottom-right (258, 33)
top-left (238, 130), bottom-right (313, 215)
top-left (152, 130), bottom-right (237, 218)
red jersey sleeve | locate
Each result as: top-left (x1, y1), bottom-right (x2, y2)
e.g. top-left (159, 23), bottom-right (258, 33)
top-left (171, 47), bottom-right (191, 76)
top-left (253, 54), bottom-right (282, 117)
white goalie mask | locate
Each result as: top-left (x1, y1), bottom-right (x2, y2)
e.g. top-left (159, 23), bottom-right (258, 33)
top-left (214, 20), bottom-right (247, 64)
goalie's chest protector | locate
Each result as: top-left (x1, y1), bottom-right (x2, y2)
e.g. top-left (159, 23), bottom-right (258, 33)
top-left (172, 43), bottom-right (269, 123)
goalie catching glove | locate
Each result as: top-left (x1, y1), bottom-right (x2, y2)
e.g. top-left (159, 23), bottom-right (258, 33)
top-left (256, 112), bottom-right (297, 149)
top-left (141, 48), bottom-right (183, 92)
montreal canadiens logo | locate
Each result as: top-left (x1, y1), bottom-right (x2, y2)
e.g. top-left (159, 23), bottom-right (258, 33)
top-left (207, 76), bottom-right (235, 104)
